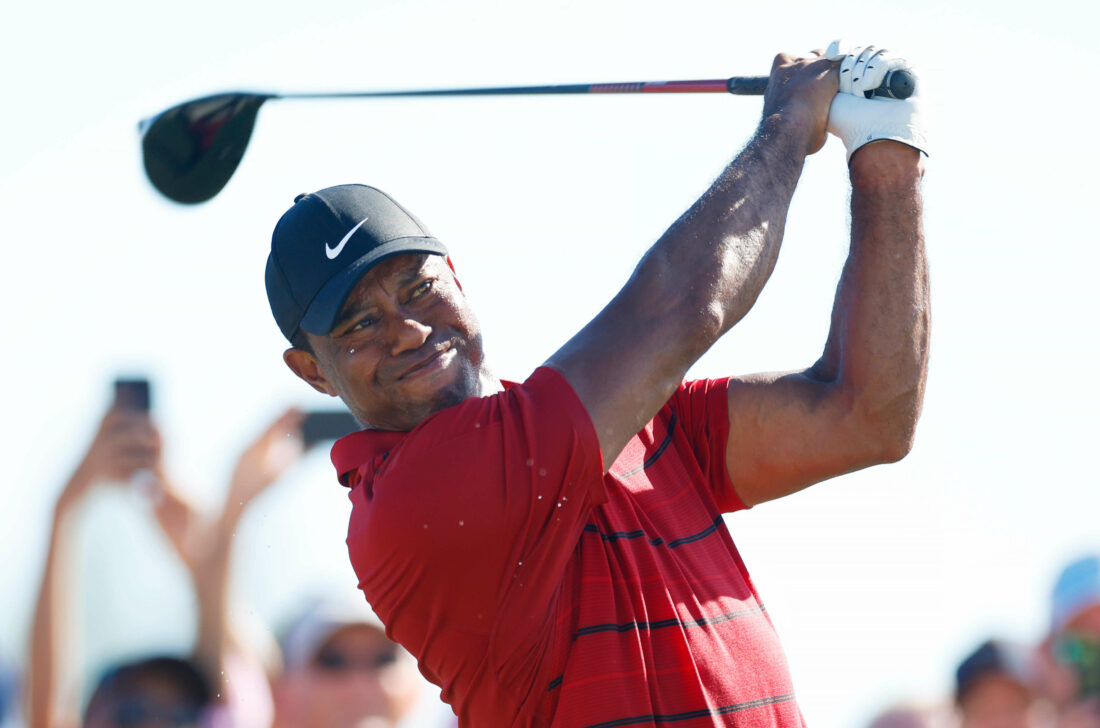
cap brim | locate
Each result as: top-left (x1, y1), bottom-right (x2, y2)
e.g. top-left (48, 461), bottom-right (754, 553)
top-left (299, 237), bottom-right (448, 336)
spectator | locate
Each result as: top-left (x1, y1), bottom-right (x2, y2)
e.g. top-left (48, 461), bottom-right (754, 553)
top-left (1037, 556), bottom-right (1100, 727)
top-left (25, 399), bottom-right (300, 727)
top-left (273, 593), bottom-right (453, 728)
top-left (81, 657), bottom-right (212, 728)
top-left (954, 639), bottom-right (1042, 728)
top-left (867, 701), bottom-right (956, 728)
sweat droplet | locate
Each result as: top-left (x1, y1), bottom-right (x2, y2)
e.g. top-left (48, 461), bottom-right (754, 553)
top-left (518, 561), bottom-right (523, 566)
top-left (349, 348), bottom-right (356, 354)
top-left (459, 520), bottom-right (465, 526)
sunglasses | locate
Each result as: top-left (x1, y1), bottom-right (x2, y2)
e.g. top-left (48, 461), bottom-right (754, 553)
top-left (313, 647), bottom-right (400, 674)
top-left (1054, 632), bottom-right (1100, 697)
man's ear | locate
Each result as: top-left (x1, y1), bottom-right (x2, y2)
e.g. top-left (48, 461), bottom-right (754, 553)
top-left (283, 348), bottom-right (339, 397)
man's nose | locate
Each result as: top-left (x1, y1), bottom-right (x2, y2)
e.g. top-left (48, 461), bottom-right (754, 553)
top-left (389, 316), bottom-right (431, 355)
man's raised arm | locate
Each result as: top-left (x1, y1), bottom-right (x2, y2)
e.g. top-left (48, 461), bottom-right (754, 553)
top-left (724, 140), bottom-right (928, 507)
top-left (546, 51), bottom-right (838, 467)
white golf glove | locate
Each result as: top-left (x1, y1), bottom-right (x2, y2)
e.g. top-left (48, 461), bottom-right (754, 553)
top-left (824, 40), bottom-right (929, 161)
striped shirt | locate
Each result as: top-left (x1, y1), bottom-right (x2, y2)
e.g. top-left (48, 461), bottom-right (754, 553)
top-left (333, 366), bottom-right (803, 727)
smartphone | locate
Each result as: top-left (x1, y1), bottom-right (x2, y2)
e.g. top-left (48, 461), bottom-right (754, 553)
top-left (113, 378), bottom-right (151, 411)
top-left (301, 410), bottom-right (359, 448)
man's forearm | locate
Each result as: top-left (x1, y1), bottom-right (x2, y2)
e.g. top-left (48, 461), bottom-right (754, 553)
top-left (546, 52), bottom-right (838, 466)
top-left (815, 143), bottom-right (929, 458)
top-left (27, 500), bottom-right (82, 728)
top-left (549, 113), bottom-right (818, 465)
top-left (629, 113), bottom-right (811, 354)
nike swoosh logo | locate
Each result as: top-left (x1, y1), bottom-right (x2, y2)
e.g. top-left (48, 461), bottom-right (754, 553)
top-left (325, 217), bottom-right (369, 260)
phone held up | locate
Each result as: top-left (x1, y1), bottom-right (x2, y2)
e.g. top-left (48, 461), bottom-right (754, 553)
top-left (301, 410), bottom-right (359, 449)
top-left (111, 377), bottom-right (356, 448)
top-left (112, 377), bottom-right (158, 493)
top-left (113, 377), bottom-right (151, 411)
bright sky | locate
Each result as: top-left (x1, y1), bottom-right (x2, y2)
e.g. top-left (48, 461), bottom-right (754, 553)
top-left (2, 0), bottom-right (1098, 725)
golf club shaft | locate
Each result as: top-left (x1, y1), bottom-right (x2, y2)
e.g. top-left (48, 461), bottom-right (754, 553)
top-left (275, 77), bottom-right (771, 100)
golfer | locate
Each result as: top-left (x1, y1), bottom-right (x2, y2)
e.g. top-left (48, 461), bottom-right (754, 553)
top-left (265, 46), bottom-right (929, 727)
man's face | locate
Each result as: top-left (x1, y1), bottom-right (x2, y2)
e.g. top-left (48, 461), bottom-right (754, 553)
top-left (286, 254), bottom-right (488, 430)
top-left (280, 625), bottom-right (421, 728)
top-left (959, 674), bottom-right (1037, 728)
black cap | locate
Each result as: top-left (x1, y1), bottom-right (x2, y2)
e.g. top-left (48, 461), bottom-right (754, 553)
top-left (265, 184), bottom-right (448, 342)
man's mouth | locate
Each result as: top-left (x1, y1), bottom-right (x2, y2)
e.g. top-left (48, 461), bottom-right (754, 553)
top-left (397, 341), bottom-right (456, 381)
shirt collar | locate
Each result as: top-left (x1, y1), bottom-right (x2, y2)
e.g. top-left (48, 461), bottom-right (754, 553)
top-left (329, 378), bottom-right (520, 487)
top-left (330, 429), bottom-right (405, 487)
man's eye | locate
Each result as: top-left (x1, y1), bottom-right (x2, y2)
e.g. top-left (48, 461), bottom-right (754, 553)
top-left (349, 317), bottom-right (376, 332)
top-left (410, 280), bottom-right (433, 299)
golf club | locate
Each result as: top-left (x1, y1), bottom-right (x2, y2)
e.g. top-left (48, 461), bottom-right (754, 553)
top-left (140, 70), bottom-right (915, 205)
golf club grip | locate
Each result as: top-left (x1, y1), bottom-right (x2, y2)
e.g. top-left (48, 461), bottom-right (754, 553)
top-left (727, 69), bottom-right (916, 99)
top-left (726, 77), bottom-right (770, 95)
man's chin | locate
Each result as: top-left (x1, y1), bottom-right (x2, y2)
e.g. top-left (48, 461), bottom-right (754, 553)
top-left (388, 367), bottom-right (479, 429)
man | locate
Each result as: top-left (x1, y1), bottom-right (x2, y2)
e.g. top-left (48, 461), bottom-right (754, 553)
top-left (275, 594), bottom-right (454, 728)
top-left (81, 658), bottom-right (212, 728)
top-left (266, 46), bottom-right (929, 726)
top-left (954, 640), bottom-right (1042, 728)
top-left (1035, 556), bottom-right (1100, 727)
top-left (25, 398), bottom-right (243, 728)
top-left (865, 702), bottom-right (954, 728)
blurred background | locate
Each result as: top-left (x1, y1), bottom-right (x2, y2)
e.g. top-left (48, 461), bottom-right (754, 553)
top-left (2, 0), bottom-right (1098, 725)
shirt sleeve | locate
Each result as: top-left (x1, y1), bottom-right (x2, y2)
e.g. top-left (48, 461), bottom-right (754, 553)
top-left (668, 377), bottom-right (747, 513)
top-left (345, 366), bottom-right (605, 700)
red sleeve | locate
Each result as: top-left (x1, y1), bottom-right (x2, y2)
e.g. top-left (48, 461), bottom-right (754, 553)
top-left (669, 377), bottom-right (747, 514)
top-left (344, 366), bottom-right (605, 702)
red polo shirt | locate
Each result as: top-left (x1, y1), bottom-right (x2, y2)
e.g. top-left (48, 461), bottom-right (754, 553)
top-left (332, 366), bottom-right (803, 727)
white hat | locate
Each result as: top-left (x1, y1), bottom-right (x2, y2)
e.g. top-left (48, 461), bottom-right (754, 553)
top-left (280, 592), bottom-right (388, 672)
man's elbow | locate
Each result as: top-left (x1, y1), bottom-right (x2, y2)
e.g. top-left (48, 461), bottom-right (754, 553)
top-left (854, 385), bottom-right (924, 465)
top-left (875, 422), bottom-right (917, 464)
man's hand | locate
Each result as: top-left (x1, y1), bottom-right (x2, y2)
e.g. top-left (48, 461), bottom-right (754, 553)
top-left (826, 41), bottom-right (912, 98)
top-left (825, 42), bottom-right (928, 162)
top-left (60, 407), bottom-right (162, 512)
top-left (151, 409), bottom-right (304, 576)
top-left (762, 50), bottom-right (839, 156)
top-left (225, 408), bottom-right (304, 517)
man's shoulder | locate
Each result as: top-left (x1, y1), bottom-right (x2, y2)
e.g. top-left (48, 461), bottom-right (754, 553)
top-left (339, 366), bottom-right (597, 487)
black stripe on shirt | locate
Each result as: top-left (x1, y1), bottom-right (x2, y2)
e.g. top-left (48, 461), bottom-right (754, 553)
top-left (609, 413), bottom-right (678, 480)
top-left (582, 516), bottom-right (722, 550)
top-left (572, 604), bottom-right (766, 640)
top-left (546, 605), bottom-right (769, 692)
top-left (581, 693), bottom-right (798, 728)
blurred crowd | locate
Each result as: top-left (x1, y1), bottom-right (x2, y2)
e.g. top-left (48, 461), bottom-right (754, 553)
top-left (866, 553), bottom-right (1100, 728)
top-left (3, 387), bottom-right (1099, 728)
top-left (8, 386), bottom-right (456, 728)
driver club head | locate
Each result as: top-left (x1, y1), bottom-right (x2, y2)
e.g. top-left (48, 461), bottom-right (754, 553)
top-left (140, 92), bottom-right (273, 204)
